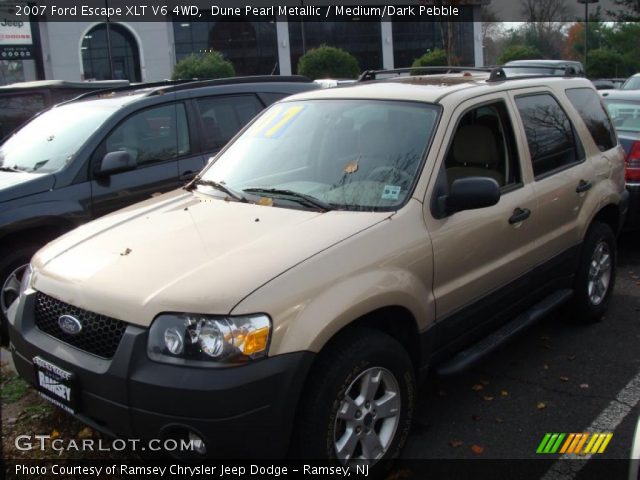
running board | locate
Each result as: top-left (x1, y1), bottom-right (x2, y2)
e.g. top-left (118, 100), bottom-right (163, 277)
top-left (436, 289), bottom-right (573, 376)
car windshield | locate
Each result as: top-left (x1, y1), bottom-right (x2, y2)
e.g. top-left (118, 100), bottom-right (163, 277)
top-left (603, 99), bottom-right (640, 132)
top-left (199, 99), bottom-right (439, 211)
top-left (622, 76), bottom-right (640, 90)
top-left (0, 102), bottom-right (116, 173)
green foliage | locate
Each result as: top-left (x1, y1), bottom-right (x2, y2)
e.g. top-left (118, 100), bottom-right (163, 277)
top-left (172, 51), bottom-right (235, 80)
top-left (586, 48), bottom-right (624, 78)
top-left (601, 23), bottom-right (640, 77)
top-left (1, 375), bottom-right (28, 404)
top-left (498, 44), bottom-right (542, 64)
top-left (411, 49), bottom-right (448, 70)
top-left (297, 45), bottom-right (360, 80)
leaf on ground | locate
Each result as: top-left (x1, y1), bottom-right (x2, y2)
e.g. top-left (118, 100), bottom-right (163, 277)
top-left (500, 390), bottom-right (509, 397)
top-left (471, 384), bottom-right (484, 391)
top-left (559, 376), bottom-right (569, 382)
top-left (449, 439), bottom-right (463, 448)
top-left (50, 430), bottom-right (60, 439)
top-left (537, 402), bottom-right (547, 410)
top-left (78, 427), bottom-right (93, 439)
top-left (495, 417), bottom-right (505, 424)
top-left (580, 383), bottom-right (589, 389)
top-left (483, 395), bottom-right (495, 401)
top-left (470, 444), bottom-right (485, 454)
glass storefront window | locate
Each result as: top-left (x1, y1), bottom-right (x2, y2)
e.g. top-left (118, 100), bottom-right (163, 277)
top-left (173, 19), bottom-right (278, 76)
top-left (288, 21), bottom-right (382, 74)
top-left (81, 23), bottom-right (141, 82)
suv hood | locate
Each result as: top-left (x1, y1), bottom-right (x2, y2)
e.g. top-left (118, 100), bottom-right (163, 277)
top-left (32, 190), bottom-right (389, 326)
top-left (0, 171), bottom-right (55, 203)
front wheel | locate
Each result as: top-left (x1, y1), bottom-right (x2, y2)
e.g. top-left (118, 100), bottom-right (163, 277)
top-left (294, 328), bottom-right (415, 469)
top-left (567, 221), bottom-right (616, 324)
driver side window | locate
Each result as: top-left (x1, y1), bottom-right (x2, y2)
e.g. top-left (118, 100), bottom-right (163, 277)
top-left (445, 101), bottom-right (521, 190)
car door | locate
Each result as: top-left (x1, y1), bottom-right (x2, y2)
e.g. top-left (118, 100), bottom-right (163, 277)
top-left (90, 102), bottom-right (188, 217)
top-left (187, 94), bottom-right (265, 172)
top-left (510, 90), bottom-right (596, 263)
top-left (425, 95), bottom-right (538, 343)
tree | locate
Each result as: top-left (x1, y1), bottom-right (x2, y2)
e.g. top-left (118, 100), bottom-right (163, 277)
top-left (172, 51), bottom-right (235, 80)
top-left (602, 23), bottom-right (640, 76)
top-left (297, 45), bottom-right (360, 80)
top-left (586, 48), bottom-right (624, 78)
top-left (498, 44), bottom-right (542, 64)
top-left (519, 0), bottom-right (569, 59)
top-left (481, 4), bottom-right (503, 65)
top-left (412, 49), bottom-right (448, 71)
top-left (608, 0), bottom-right (640, 21)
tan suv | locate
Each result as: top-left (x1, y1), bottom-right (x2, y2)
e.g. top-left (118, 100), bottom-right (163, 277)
top-left (7, 68), bottom-right (629, 466)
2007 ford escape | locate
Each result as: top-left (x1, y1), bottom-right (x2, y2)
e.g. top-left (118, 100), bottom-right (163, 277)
top-left (8, 68), bottom-right (629, 465)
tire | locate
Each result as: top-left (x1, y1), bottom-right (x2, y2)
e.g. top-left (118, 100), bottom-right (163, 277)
top-left (294, 328), bottom-right (415, 472)
top-left (0, 244), bottom-right (39, 346)
top-left (566, 221), bottom-right (616, 324)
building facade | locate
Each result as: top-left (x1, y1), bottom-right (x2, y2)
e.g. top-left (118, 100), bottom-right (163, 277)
top-left (0, 1), bottom-right (485, 85)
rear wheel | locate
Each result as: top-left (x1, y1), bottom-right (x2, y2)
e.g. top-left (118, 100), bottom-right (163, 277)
top-left (567, 222), bottom-right (616, 324)
top-left (294, 328), bottom-right (415, 471)
top-left (0, 244), bottom-right (39, 345)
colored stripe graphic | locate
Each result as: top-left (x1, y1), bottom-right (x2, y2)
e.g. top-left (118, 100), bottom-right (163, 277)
top-left (538, 433), bottom-right (613, 454)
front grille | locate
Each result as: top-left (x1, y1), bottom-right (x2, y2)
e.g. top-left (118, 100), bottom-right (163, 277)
top-left (34, 292), bottom-right (127, 359)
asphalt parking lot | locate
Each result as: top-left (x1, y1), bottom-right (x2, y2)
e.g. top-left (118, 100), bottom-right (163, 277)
top-left (403, 231), bottom-right (640, 478)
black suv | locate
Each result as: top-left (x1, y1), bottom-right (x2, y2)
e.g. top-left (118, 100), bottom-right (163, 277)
top-left (0, 76), bottom-right (319, 342)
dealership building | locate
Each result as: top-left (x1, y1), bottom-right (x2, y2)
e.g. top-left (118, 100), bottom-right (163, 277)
top-left (0, 0), bottom-right (486, 85)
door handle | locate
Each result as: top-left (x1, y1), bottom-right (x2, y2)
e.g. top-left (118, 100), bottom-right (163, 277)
top-left (179, 171), bottom-right (196, 181)
top-left (508, 207), bottom-right (531, 225)
top-left (576, 179), bottom-right (592, 193)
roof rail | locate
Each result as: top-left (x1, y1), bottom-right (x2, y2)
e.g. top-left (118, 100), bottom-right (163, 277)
top-left (68, 75), bottom-right (312, 102)
top-left (148, 75), bottom-right (312, 94)
top-left (487, 64), bottom-right (583, 82)
top-left (358, 66), bottom-right (492, 82)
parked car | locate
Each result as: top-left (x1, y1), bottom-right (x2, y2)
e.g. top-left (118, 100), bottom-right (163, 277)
top-left (504, 59), bottom-right (585, 76)
top-left (8, 69), bottom-right (627, 466)
top-left (592, 78), bottom-right (627, 90)
top-left (622, 73), bottom-right (640, 90)
top-left (0, 80), bottom-right (129, 141)
top-left (601, 89), bottom-right (640, 228)
top-left (0, 76), bottom-right (319, 344)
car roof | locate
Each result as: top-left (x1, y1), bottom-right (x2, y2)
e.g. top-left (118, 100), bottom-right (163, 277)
top-left (0, 80), bottom-right (129, 91)
top-left (284, 73), bottom-right (594, 105)
top-left (505, 59), bottom-right (582, 66)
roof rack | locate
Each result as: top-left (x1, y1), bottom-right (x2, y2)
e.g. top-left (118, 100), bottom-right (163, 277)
top-left (69, 75), bottom-right (312, 102)
top-left (358, 66), bottom-right (492, 82)
top-left (357, 64), bottom-right (584, 84)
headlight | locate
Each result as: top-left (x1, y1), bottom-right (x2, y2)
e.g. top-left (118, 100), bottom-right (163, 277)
top-left (18, 264), bottom-right (33, 297)
top-left (147, 313), bottom-right (271, 365)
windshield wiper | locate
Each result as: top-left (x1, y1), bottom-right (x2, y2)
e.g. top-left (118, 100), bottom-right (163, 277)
top-left (0, 165), bottom-right (26, 172)
top-left (193, 179), bottom-right (249, 203)
top-left (243, 187), bottom-right (334, 212)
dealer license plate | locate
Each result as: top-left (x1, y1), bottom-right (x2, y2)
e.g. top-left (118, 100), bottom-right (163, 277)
top-left (33, 356), bottom-right (77, 414)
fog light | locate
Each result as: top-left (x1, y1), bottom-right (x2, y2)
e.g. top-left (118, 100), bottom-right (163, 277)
top-left (164, 327), bottom-right (184, 355)
top-left (188, 432), bottom-right (207, 455)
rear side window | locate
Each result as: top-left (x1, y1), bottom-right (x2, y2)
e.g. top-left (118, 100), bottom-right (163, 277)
top-left (195, 95), bottom-right (264, 153)
top-left (565, 88), bottom-right (616, 152)
top-left (515, 94), bottom-right (582, 178)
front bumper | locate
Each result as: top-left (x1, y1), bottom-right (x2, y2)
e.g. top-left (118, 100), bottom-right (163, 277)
top-left (9, 292), bottom-right (314, 458)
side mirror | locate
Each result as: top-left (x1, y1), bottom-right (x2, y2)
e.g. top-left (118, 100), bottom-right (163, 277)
top-left (97, 151), bottom-right (136, 176)
top-left (446, 177), bottom-right (500, 214)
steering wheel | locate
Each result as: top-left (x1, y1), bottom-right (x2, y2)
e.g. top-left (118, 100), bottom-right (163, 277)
top-left (366, 165), bottom-right (413, 187)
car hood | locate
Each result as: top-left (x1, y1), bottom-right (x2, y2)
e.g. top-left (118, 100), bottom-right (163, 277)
top-left (32, 190), bottom-right (390, 326)
top-left (0, 171), bottom-right (55, 203)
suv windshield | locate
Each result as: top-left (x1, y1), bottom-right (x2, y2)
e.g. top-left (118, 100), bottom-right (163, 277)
top-left (0, 102), bottom-right (116, 173)
top-left (200, 99), bottom-right (439, 211)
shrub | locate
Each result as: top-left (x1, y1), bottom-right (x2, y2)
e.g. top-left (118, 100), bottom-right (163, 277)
top-left (297, 45), bottom-right (360, 80)
top-left (172, 51), bottom-right (235, 80)
top-left (412, 48), bottom-right (448, 68)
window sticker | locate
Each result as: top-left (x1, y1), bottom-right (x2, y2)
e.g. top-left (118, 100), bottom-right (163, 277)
top-left (248, 105), bottom-right (305, 139)
top-left (382, 185), bottom-right (401, 200)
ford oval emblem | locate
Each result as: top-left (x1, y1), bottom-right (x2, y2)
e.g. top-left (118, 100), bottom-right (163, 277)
top-left (58, 315), bottom-right (82, 335)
